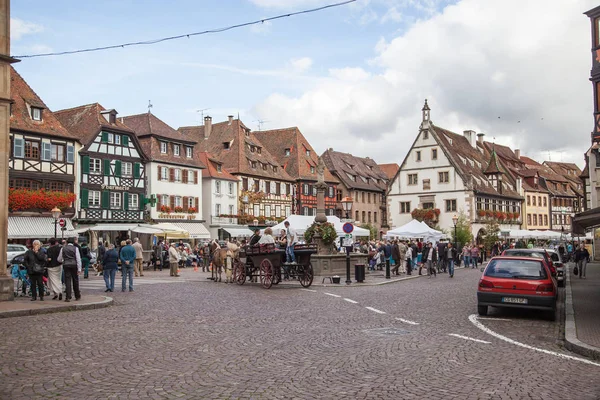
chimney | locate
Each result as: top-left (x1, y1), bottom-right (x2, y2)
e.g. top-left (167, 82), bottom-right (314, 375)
top-left (477, 133), bottom-right (485, 144)
top-left (204, 116), bottom-right (212, 140)
top-left (463, 130), bottom-right (476, 148)
top-left (514, 149), bottom-right (521, 159)
top-left (228, 115), bottom-right (234, 125)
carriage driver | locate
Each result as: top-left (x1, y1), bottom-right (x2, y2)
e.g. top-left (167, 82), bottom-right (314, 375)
top-left (283, 221), bottom-right (297, 264)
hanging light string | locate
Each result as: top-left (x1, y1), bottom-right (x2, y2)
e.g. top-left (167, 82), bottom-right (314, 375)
top-left (13, 0), bottom-right (356, 59)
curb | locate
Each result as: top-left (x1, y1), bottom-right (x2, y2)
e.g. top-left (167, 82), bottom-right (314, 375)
top-left (563, 265), bottom-right (600, 360)
top-left (0, 296), bottom-right (114, 319)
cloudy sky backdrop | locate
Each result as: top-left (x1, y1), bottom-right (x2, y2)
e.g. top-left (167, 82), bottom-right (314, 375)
top-left (11, 0), bottom-right (598, 168)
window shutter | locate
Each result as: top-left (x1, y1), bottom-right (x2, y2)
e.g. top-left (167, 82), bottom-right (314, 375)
top-left (115, 160), bottom-right (122, 177)
top-left (139, 193), bottom-right (145, 211)
top-left (122, 135), bottom-right (129, 146)
top-left (13, 137), bottom-right (24, 158)
top-left (194, 171), bottom-right (198, 184)
top-left (195, 197), bottom-right (199, 211)
top-left (157, 166), bottom-right (162, 180)
top-left (123, 192), bottom-right (129, 211)
top-left (101, 131), bottom-right (108, 143)
top-left (183, 196), bottom-right (188, 211)
top-left (67, 145), bottom-right (74, 163)
top-left (157, 194), bottom-right (162, 211)
top-left (243, 178), bottom-right (248, 191)
top-left (265, 181), bottom-right (270, 194)
top-left (80, 188), bottom-right (89, 208)
top-left (101, 191), bottom-right (109, 209)
top-left (82, 156), bottom-right (90, 174)
top-left (103, 159), bottom-right (111, 176)
top-left (169, 168), bottom-right (174, 182)
top-left (170, 196), bottom-right (175, 210)
top-left (134, 163), bottom-right (141, 178)
top-left (41, 142), bottom-right (51, 161)
top-left (183, 170), bottom-right (188, 184)
top-left (276, 182), bottom-right (280, 195)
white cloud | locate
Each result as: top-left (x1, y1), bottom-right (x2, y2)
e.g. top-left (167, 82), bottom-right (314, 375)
top-left (253, 0), bottom-right (598, 168)
top-left (289, 57), bottom-right (313, 72)
top-left (381, 6), bottom-right (403, 23)
top-left (11, 18), bottom-right (43, 40)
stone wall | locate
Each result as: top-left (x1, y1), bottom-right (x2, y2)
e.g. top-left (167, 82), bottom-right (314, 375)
top-left (311, 253), bottom-right (368, 276)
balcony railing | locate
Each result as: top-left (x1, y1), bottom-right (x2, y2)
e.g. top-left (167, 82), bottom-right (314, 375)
top-left (211, 216), bottom-right (238, 225)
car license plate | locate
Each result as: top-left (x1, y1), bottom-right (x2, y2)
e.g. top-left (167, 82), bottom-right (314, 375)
top-left (502, 297), bottom-right (528, 304)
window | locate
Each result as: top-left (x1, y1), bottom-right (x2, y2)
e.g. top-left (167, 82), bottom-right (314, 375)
top-left (89, 191), bottom-right (101, 208)
top-left (303, 184), bottom-right (309, 195)
top-left (265, 205), bottom-right (271, 217)
top-left (229, 204), bottom-right (234, 215)
top-left (161, 195), bottom-right (169, 207)
top-left (250, 146), bottom-right (255, 153)
top-left (445, 199), bottom-right (457, 212)
top-left (129, 193), bottom-right (139, 209)
top-left (306, 149), bottom-right (310, 157)
top-left (310, 166), bottom-right (315, 174)
top-left (114, 135), bottom-right (121, 145)
top-left (368, 193), bottom-right (371, 203)
top-left (90, 158), bottom-right (102, 174)
top-left (174, 169), bottom-right (182, 183)
top-left (172, 196), bottom-right (181, 208)
top-left (229, 182), bottom-right (234, 195)
top-left (122, 162), bottom-right (132, 177)
top-left (285, 148), bottom-right (291, 156)
top-left (110, 192), bottom-right (121, 209)
top-left (438, 171), bottom-right (449, 183)
top-left (223, 142), bottom-right (231, 150)
top-left (188, 197), bottom-right (195, 209)
top-left (408, 174), bottom-right (418, 185)
top-left (186, 147), bottom-right (193, 158)
top-left (432, 149), bottom-right (438, 160)
top-left (355, 210), bottom-right (359, 221)
top-left (399, 202), bottom-right (411, 213)
top-left (361, 192), bottom-right (365, 203)
top-left (416, 151), bottom-right (421, 162)
top-left (44, 181), bottom-right (71, 192)
top-left (25, 140), bottom-right (40, 159)
top-left (527, 195), bottom-right (531, 206)
top-left (374, 212), bottom-right (377, 223)
top-left (216, 181), bottom-right (221, 194)
top-left (423, 131), bottom-right (428, 140)
top-left (527, 214), bottom-right (532, 225)
top-left (423, 179), bottom-right (431, 190)
top-left (273, 166), bottom-right (278, 173)
top-left (67, 145), bottom-right (74, 163)
top-left (262, 163), bottom-right (267, 171)
top-left (532, 196), bottom-right (536, 206)
top-left (160, 167), bottom-right (168, 181)
top-left (31, 107), bottom-right (42, 121)
top-left (160, 142), bottom-right (168, 154)
top-left (107, 133), bottom-right (114, 144)
top-left (544, 215), bottom-right (548, 226)
top-left (533, 214), bottom-right (538, 225)
top-left (188, 170), bottom-right (194, 183)
top-left (251, 161), bottom-right (257, 169)
top-left (13, 137), bottom-right (24, 158)
top-left (216, 164), bottom-right (222, 172)
top-left (538, 196), bottom-right (542, 206)
top-left (423, 202), bottom-right (434, 210)
top-left (368, 211), bottom-right (371, 223)
top-left (174, 144), bottom-right (180, 156)
top-left (312, 186), bottom-right (317, 196)
top-left (9, 179), bottom-right (39, 190)
top-left (328, 186), bottom-right (334, 198)
top-left (50, 144), bottom-right (65, 162)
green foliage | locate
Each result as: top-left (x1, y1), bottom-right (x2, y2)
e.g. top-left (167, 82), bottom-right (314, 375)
top-left (360, 223), bottom-right (378, 240)
top-left (452, 212), bottom-right (473, 247)
top-left (483, 220), bottom-right (501, 252)
top-left (304, 222), bottom-right (338, 246)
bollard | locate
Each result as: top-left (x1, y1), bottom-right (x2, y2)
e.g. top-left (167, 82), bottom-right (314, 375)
top-left (345, 246), bottom-right (352, 285)
top-left (385, 258), bottom-right (391, 279)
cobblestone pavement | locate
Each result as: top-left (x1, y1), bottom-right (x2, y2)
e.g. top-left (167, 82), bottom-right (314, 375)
top-left (1, 267), bottom-right (599, 399)
top-left (570, 262), bottom-right (600, 348)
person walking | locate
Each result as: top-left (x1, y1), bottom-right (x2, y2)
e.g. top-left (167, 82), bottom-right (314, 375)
top-left (24, 240), bottom-right (47, 301)
top-left (462, 245), bottom-right (471, 270)
top-left (57, 237), bottom-right (82, 302)
top-left (46, 238), bottom-right (63, 300)
top-left (404, 243), bottom-right (413, 275)
top-left (391, 240), bottom-right (401, 275)
top-left (446, 243), bottom-right (457, 278)
top-left (132, 238), bottom-right (144, 277)
top-left (97, 240), bottom-right (106, 276)
top-left (153, 240), bottom-right (164, 271)
top-left (422, 242), bottom-right (437, 278)
top-left (470, 245), bottom-right (480, 268)
top-left (120, 239), bottom-right (136, 292)
top-left (168, 243), bottom-right (180, 277)
top-left (437, 241), bottom-right (447, 273)
top-left (284, 221), bottom-right (298, 264)
top-left (574, 244), bottom-right (590, 279)
top-left (80, 241), bottom-right (91, 279)
top-left (102, 243), bottom-right (119, 292)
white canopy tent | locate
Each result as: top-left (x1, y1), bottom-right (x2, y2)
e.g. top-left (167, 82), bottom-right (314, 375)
top-left (263, 215), bottom-right (371, 238)
top-left (386, 219), bottom-right (443, 241)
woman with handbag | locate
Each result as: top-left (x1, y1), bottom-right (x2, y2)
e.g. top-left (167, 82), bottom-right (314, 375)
top-left (24, 240), bottom-right (47, 301)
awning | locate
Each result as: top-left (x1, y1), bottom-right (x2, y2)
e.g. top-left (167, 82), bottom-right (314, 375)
top-left (88, 224), bottom-right (137, 232)
top-left (8, 217), bottom-right (77, 239)
top-left (223, 226), bottom-right (254, 237)
top-left (572, 207), bottom-right (600, 234)
top-left (169, 222), bottom-right (211, 239)
top-left (151, 223), bottom-right (189, 239)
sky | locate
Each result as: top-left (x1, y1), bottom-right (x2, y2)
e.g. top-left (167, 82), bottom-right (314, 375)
top-left (10, 0), bottom-right (599, 169)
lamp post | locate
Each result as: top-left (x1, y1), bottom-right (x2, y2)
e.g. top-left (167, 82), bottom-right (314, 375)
top-left (452, 213), bottom-right (458, 252)
top-left (340, 196), bottom-right (353, 285)
top-left (51, 206), bottom-right (61, 239)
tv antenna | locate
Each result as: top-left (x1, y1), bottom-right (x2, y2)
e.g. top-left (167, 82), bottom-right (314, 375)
top-left (197, 108), bottom-right (211, 125)
top-left (255, 119), bottom-right (269, 131)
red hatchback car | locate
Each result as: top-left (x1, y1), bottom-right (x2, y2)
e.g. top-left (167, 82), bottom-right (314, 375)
top-left (477, 256), bottom-right (557, 320)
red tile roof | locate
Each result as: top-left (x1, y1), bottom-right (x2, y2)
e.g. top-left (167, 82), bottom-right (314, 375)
top-left (321, 149), bottom-right (388, 192)
top-left (178, 118), bottom-right (294, 182)
top-left (520, 156), bottom-right (542, 167)
top-left (253, 127), bottom-right (338, 183)
top-left (378, 163), bottom-right (400, 180)
top-left (10, 67), bottom-right (76, 140)
top-left (198, 152), bottom-right (238, 182)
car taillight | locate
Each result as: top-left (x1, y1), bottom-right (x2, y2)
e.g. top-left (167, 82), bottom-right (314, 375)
top-left (536, 284), bottom-right (554, 293)
top-left (479, 279), bottom-right (494, 288)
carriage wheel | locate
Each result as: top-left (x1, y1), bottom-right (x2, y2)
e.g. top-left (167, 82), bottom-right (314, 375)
top-left (299, 263), bottom-right (314, 288)
top-left (233, 260), bottom-right (246, 285)
top-left (260, 259), bottom-right (273, 289)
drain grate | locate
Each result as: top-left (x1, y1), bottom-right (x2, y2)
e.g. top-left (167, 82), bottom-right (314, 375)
top-left (365, 327), bottom-right (411, 336)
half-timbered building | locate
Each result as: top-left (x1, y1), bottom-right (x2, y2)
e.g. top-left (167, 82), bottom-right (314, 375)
top-left (8, 67), bottom-right (80, 241)
top-left (56, 104), bottom-right (148, 225)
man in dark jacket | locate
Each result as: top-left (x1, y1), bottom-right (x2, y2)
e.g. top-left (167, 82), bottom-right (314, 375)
top-left (391, 240), bottom-right (401, 275)
top-left (57, 237), bottom-right (82, 302)
top-left (437, 241), bottom-right (447, 273)
top-left (422, 242), bottom-right (437, 277)
top-left (446, 243), bottom-right (458, 278)
top-left (574, 244), bottom-right (590, 279)
top-left (249, 230), bottom-right (261, 246)
top-left (102, 243), bottom-right (119, 292)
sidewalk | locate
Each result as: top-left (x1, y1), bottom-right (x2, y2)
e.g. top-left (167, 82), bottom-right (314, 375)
top-left (0, 294), bottom-right (113, 319)
top-left (564, 261), bottom-right (600, 360)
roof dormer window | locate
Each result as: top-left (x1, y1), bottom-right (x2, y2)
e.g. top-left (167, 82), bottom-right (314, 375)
top-left (160, 141), bottom-right (168, 154)
top-left (257, 147), bottom-right (262, 154)
top-left (223, 142), bottom-right (231, 150)
top-left (173, 144), bottom-right (180, 156)
top-left (310, 166), bottom-right (315, 174)
top-left (285, 148), bottom-right (291, 156)
top-left (251, 146), bottom-right (255, 153)
top-left (216, 164), bottom-right (222, 172)
top-left (186, 146), bottom-right (193, 158)
top-left (273, 166), bottom-right (278, 173)
top-left (306, 149), bottom-right (310, 157)
top-left (31, 107), bottom-right (42, 121)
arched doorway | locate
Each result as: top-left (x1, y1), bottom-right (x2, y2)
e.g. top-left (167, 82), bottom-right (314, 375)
top-left (476, 228), bottom-right (486, 245)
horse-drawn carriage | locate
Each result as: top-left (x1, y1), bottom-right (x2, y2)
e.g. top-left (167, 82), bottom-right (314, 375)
top-left (232, 243), bottom-right (316, 289)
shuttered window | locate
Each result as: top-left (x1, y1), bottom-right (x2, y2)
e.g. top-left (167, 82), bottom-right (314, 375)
top-left (133, 163), bottom-right (141, 178)
top-left (13, 137), bottom-right (24, 158)
top-left (114, 160), bottom-right (122, 177)
top-left (103, 159), bottom-right (111, 176)
top-left (101, 191), bottom-right (110, 209)
top-left (67, 145), bottom-right (75, 163)
top-left (82, 156), bottom-right (90, 174)
top-left (80, 188), bottom-right (89, 208)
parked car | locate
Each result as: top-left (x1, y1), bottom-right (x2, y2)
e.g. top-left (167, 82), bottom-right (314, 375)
top-left (477, 256), bottom-right (557, 320)
top-left (7, 244), bottom-right (27, 266)
top-left (501, 248), bottom-right (557, 277)
top-left (544, 249), bottom-right (564, 287)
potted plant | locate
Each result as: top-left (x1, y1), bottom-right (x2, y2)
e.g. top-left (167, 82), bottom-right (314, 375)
top-left (477, 210), bottom-right (486, 218)
top-left (160, 205), bottom-right (172, 213)
top-left (187, 207), bottom-right (197, 214)
top-left (174, 206), bottom-right (184, 213)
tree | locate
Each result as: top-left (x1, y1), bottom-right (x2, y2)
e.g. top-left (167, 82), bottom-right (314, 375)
top-left (360, 223), bottom-right (378, 240)
top-left (452, 212), bottom-right (473, 248)
top-left (483, 220), bottom-right (500, 253)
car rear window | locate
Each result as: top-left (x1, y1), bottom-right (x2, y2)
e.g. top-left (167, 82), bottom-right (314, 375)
top-left (549, 252), bottom-right (560, 262)
top-left (485, 259), bottom-right (548, 279)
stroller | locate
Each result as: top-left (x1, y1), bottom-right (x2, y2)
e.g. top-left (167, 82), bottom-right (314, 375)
top-left (11, 262), bottom-right (50, 298)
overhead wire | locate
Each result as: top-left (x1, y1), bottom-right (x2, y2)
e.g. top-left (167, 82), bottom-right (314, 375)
top-left (13, 0), bottom-right (356, 59)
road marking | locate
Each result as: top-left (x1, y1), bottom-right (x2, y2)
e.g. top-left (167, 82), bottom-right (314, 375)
top-left (476, 317), bottom-right (512, 321)
top-left (324, 292), bottom-right (341, 298)
top-left (468, 314), bottom-right (600, 367)
top-left (448, 333), bottom-right (491, 344)
top-left (365, 307), bottom-right (386, 314)
top-left (395, 317), bottom-right (420, 325)
top-left (343, 298), bottom-right (358, 304)
top-left (299, 288), bottom-right (317, 292)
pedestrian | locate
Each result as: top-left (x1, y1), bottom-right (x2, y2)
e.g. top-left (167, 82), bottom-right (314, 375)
top-left (80, 241), bottom-right (91, 279)
top-left (46, 238), bottom-right (63, 300)
top-left (102, 243), bottom-right (119, 292)
top-left (119, 239), bottom-right (136, 292)
top-left (97, 240), bottom-right (106, 276)
top-left (132, 237), bottom-right (144, 277)
top-left (57, 237), bottom-right (82, 302)
top-left (470, 245), bottom-right (480, 268)
top-left (462, 245), bottom-right (471, 269)
top-left (168, 243), bottom-right (180, 277)
top-left (411, 241), bottom-right (419, 271)
top-left (446, 243), bottom-right (457, 278)
top-left (437, 241), bottom-right (447, 273)
top-left (284, 221), bottom-right (298, 264)
top-left (153, 240), bottom-right (163, 271)
top-left (405, 243), bottom-right (412, 275)
top-left (23, 239), bottom-right (47, 301)
top-left (574, 244), bottom-right (590, 279)
top-left (422, 242), bottom-right (437, 278)
top-left (391, 240), bottom-right (401, 275)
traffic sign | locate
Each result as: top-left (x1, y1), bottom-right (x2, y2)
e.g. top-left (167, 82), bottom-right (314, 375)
top-left (58, 218), bottom-right (66, 228)
top-left (342, 222), bottom-right (354, 234)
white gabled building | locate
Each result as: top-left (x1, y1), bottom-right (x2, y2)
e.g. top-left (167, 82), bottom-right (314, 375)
top-left (388, 101), bottom-right (523, 242)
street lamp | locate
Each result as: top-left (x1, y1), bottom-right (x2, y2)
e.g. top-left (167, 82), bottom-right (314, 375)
top-left (340, 196), bottom-right (354, 285)
top-left (452, 213), bottom-right (458, 251)
top-left (340, 196), bottom-right (353, 221)
top-left (51, 206), bottom-right (61, 239)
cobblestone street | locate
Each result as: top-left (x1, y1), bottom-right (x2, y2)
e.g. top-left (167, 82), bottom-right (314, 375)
top-left (1, 268), bottom-right (599, 399)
